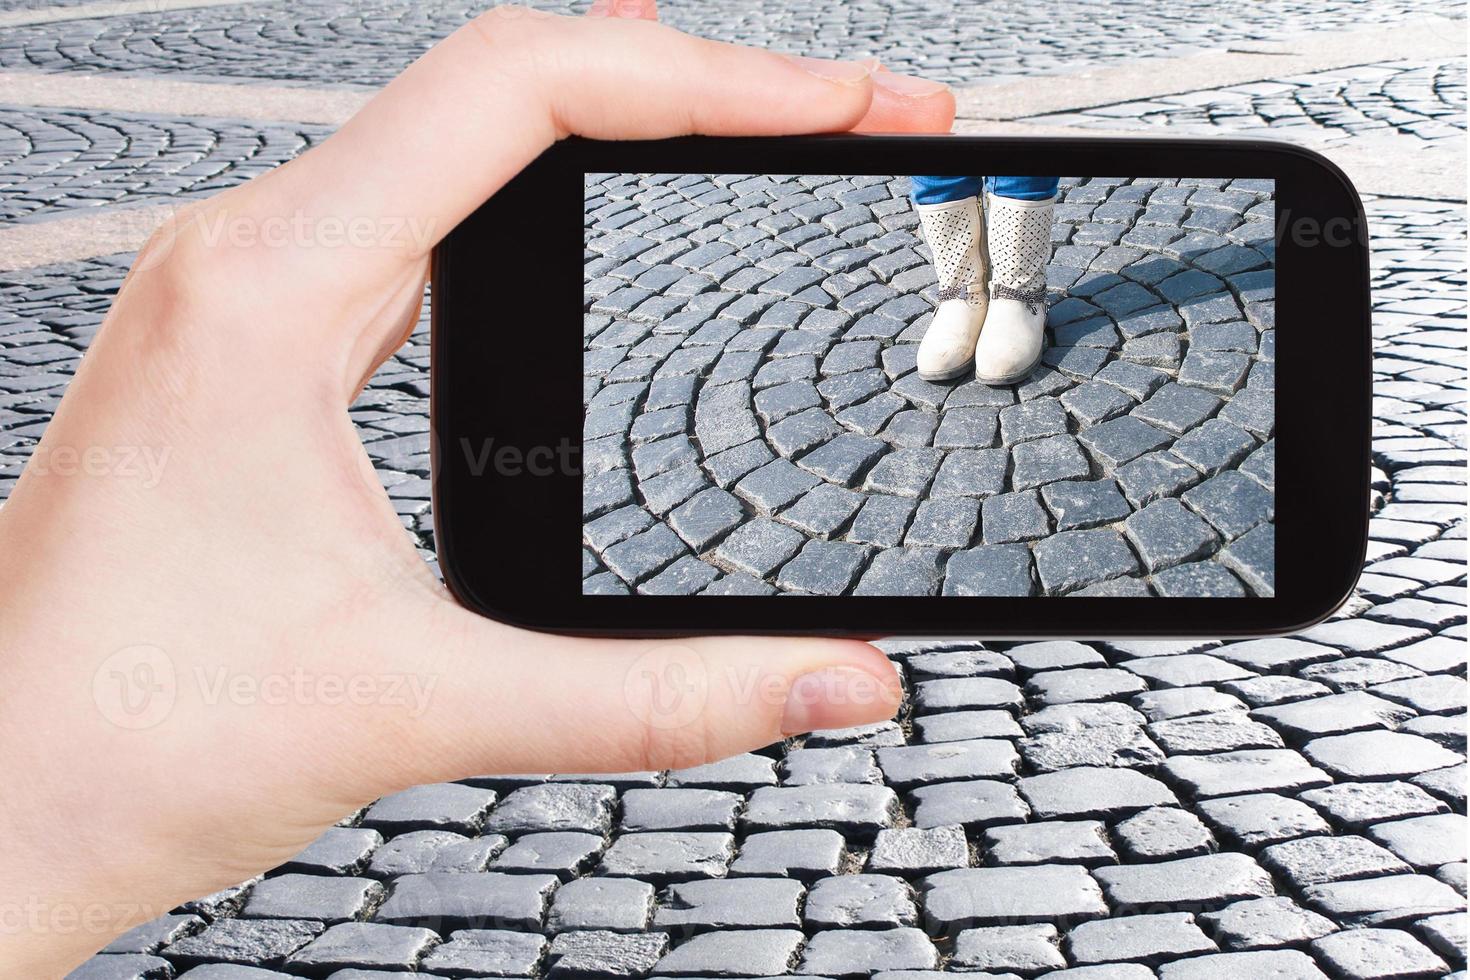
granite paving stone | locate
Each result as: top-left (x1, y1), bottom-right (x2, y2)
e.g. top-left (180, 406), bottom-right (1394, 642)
top-left (1132, 687), bottom-right (1250, 722)
top-left (982, 820), bottom-right (1118, 867)
top-left (1195, 793), bottom-right (1331, 849)
top-left (372, 871), bottom-right (558, 932)
top-left (1112, 807), bottom-right (1216, 862)
top-left (1065, 912), bottom-right (1217, 966)
top-left (1311, 928), bottom-right (1450, 980)
top-left (796, 928), bottom-right (939, 977)
top-left (420, 929), bottom-right (547, 978)
top-left (547, 878), bottom-right (656, 933)
top-left (867, 825), bottom-right (971, 876)
top-left (1366, 813), bottom-right (1469, 870)
top-left (1018, 767), bottom-right (1178, 820)
top-left (1154, 949), bottom-right (1328, 980)
top-left (1302, 731), bottom-right (1463, 781)
top-left (651, 878), bottom-right (805, 933)
top-left (161, 919), bottom-right (325, 970)
top-left (1026, 668), bottom-right (1149, 706)
top-left (1033, 530), bottom-right (1142, 595)
top-left (1019, 724), bottom-right (1165, 773)
top-left (1261, 834), bottom-right (1413, 890)
top-left (920, 865), bottom-right (1110, 933)
top-left (1162, 749), bottom-right (1332, 799)
top-left (742, 785), bottom-right (900, 838)
top-left (726, 829), bottom-right (845, 882)
top-left (651, 928), bottom-right (805, 976)
top-left (876, 739), bottom-right (1019, 788)
top-left (1146, 713), bottom-right (1283, 754)
top-left (486, 784), bottom-right (617, 836)
top-left (1302, 874), bottom-right (1466, 927)
top-left (364, 830), bottom-right (503, 879)
top-left (781, 746), bottom-right (883, 786)
top-left (913, 677), bottom-right (1025, 713)
top-left (942, 544), bottom-right (1035, 596)
top-left (908, 779), bottom-right (1031, 830)
top-left (489, 831), bottom-right (605, 879)
top-left (598, 832), bottom-right (737, 884)
top-left (803, 874), bottom-right (919, 929)
top-left (949, 923), bottom-right (1067, 974)
top-left (546, 930), bottom-right (670, 980)
top-left (1197, 897), bottom-right (1337, 951)
top-left (284, 922), bottom-right (439, 974)
top-left (360, 784), bottom-right (496, 837)
top-left (239, 875), bottom-right (382, 925)
top-left (1093, 853), bottom-right (1276, 912)
top-left (1251, 691), bottom-right (1418, 741)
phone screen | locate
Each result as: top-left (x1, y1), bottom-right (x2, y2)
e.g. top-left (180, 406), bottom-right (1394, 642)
top-left (583, 172), bottom-right (1275, 599)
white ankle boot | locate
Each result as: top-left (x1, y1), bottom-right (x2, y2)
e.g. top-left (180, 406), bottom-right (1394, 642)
top-left (975, 192), bottom-right (1055, 385)
top-left (915, 196), bottom-right (988, 382)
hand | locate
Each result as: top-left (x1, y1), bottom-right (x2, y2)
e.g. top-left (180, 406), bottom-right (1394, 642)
top-left (0, 2), bottom-right (954, 973)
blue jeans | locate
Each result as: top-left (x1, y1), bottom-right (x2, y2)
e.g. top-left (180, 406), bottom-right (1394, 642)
top-left (911, 175), bottom-right (1059, 205)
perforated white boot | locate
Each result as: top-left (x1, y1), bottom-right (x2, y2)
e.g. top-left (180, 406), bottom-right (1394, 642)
top-left (915, 196), bottom-right (988, 382)
top-left (975, 192), bottom-right (1055, 385)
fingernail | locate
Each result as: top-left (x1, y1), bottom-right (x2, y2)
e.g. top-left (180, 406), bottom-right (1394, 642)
top-left (873, 70), bottom-right (950, 98)
top-left (788, 55), bottom-right (878, 86)
top-left (781, 666), bottom-right (897, 736)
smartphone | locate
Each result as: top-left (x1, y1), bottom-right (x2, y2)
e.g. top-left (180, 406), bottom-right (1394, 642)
top-left (430, 135), bottom-right (1370, 637)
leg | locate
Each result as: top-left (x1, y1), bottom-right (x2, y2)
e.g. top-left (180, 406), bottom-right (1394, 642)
top-left (972, 176), bottom-right (1059, 384)
top-left (985, 175), bottom-right (1060, 202)
top-left (911, 175), bottom-right (984, 206)
top-left (911, 176), bottom-right (988, 381)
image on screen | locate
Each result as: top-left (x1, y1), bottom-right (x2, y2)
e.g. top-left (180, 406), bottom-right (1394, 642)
top-left (583, 173), bottom-right (1275, 598)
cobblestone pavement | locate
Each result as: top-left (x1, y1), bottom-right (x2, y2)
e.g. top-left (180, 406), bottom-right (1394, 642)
top-left (1022, 59), bottom-right (1467, 146)
top-left (0, 0), bottom-right (1459, 87)
top-left (0, 0), bottom-right (1464, 976)
top-left (5, 195), bottom-right (1462, 979)
top-left (0, 107), bottom-right (330, 222)
top-left (581, 174), bottom-right (1276, 598)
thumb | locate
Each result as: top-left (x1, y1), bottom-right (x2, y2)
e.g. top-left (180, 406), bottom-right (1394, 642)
top-left (364, 602), bottom-right (902, 784)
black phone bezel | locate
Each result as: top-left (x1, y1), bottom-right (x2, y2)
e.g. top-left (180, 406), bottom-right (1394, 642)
top-left (430, 134), bottom-right (1370, 638)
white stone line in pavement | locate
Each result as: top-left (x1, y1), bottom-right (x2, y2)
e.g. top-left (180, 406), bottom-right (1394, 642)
top-left (0, 15), bottom-right (1458, 127)
top-left (1, 125), bottom-right (1457, 274)
top-left (953, 16), bottom-right (1465, 120)
top-left (0, 12), bottom-right (1461, 270)
top-left (0, 202), bottom-right (173, 270)
top-left (0, 0), bottom-right (276, 28)
top-left (0, 70), bottom-right (369, 125)
top-left (950, 121), bottom-right (1468, 203)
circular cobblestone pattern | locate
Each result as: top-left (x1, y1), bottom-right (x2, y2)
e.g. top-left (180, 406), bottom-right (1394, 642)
top-left (1026, 58), bottom-right (1466, 145)
top-left (583, 174), bottom-right (1276, 598)
top-left (0, 107), bottom-right (332, 222)
top-left (0, 0), bottom-right (1459, 86)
